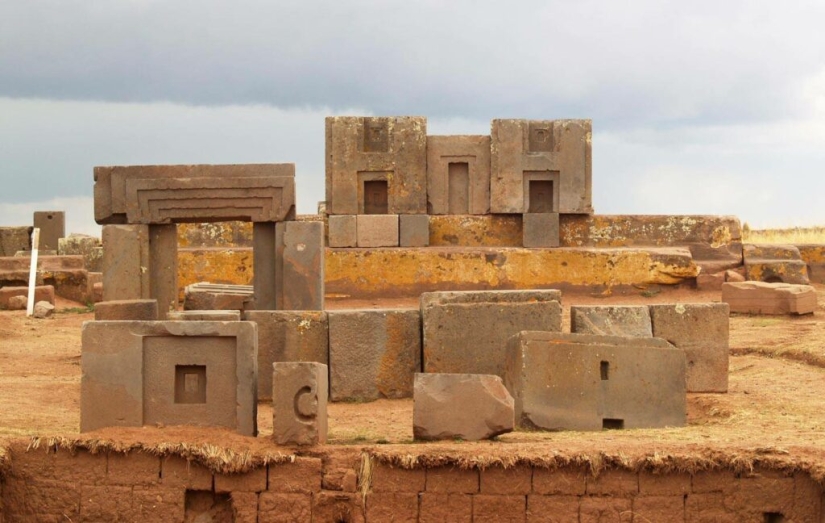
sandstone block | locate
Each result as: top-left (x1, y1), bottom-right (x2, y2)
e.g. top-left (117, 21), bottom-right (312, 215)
top-left (0, 285), bottom-right (55, 309)
top-left (570, 305), bottom-right (652, 337)
top-left (272, 362), bottom-right (328, 445)
top-left (697, 271), bottom-right (726, 290)
top-left (328, 309), bottom-right (421, 401)
top-left (168, 310), bottom-right (241, 321)
top-left (491, 119), bottom-right (592, 214)
top-left (399, 214), bottom-right (429, 247)
top-left (422, 290), bottom-right (562, 377)
top-left (726, 268), bottom-right (746, 282)
top-left (326, 116), bottom-right (427, 215)
top-left (328, 215), bottom-right (357, 248)
top-left (413, 373), bottom-right (514, 441)
top-left (426, 135), bottom-right (491, 215)
top-left (94, 299), bottom-right (159, 321)
top-left (275, 221), bottom-right (325, 310)
top-left (7, 295), bottom-right (27, 310)
top-left (244, 310), bottom-right (328, 400)
top-left (102, 224), bottom-right (150, 302)
top-left (797, 244), bottom-right (825, 284)
top-left (722, 281), bottom-right (817, 315)
top-left (0, 226), bottom-right (32, 257)
top-left (81, 320), bottom-right (258, 435)
top-left (743, 244), bottom-right (809, 284)
top-left (32, 301), bottom-right (54, 318)
top-left (58, 234), bottom-right (103, 272)
top-left (356, 214), bottom-right (399, 247)
top-left (184, 283), bottom-right (253, 311)
top-left (523, 213), bottom-right (560, 248)
top-left (649, 303), bottom-right (729, 392)
top-left (505, 332), bottom-right (686, 430)
top-left (34, 211), bottom-right (65, 251)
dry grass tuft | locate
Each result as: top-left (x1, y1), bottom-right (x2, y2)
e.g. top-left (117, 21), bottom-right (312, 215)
top-left (744, 226), bottom-right (825, 245)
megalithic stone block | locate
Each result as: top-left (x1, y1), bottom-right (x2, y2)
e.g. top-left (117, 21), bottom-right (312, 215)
top-left (426, 135), bottom-right (491, 215)
top-left (94, 299), bottom-right (159, 321)
top-left (356, 214), bottom-right (399, 247)
top-left (570, 305), bottom-right (653, 337)
top-left (272, 362), bottom-right (328, 446)
top-left (328, 215), bottom-right (357, 248)
top-left (722, 281), bottom-right (817, 315)
top-left (33, 211), bottom-right (65, 251)
top-left (0, 226), bottom-right (32, 257)
top-left (102, 224), bottom-right (150, 302)
top-left (399, 214), bottom-right (429, 247)
top-left (523, 213), bottom-right (560, 248)
top-left (413, 373), bottom-right (514, 441)
top-left (275, 221), bottom-right (325, 311)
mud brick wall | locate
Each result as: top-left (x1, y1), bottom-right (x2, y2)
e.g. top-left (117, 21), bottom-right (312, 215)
top-left (1, 443), bottom-right (822, 522)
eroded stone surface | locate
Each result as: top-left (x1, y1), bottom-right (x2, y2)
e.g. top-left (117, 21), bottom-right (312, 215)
top-left (722, 281), bottom-right (817, 315)
top-left (570, 305), bottom-right (652, 337)
top-left (94, 300), bottom-right (159, 321)
top-left (32, 301), bottom-right (55, 319)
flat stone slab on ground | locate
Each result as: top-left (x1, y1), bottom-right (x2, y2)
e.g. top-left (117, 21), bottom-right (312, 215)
top-left (722, 281), bottom-right (817, 315)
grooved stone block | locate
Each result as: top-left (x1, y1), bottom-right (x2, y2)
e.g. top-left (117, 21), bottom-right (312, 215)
top-left (426, 135), bottom-right (491, 215)
top-left (34, 211), bottom-right (65, 251)
top-left (399, 214), bottom-right (429, 247)
top-left (102, 224), bottom-right (150, 302)
top-left (523, 213), bottom-right (560, 248)
top-left (244, 310), bottom-right (329, 401)
top-left (505, 332), bottom-right (686, 431)
top-left (94, 299), bottom-right (159, 321)
top-left (81, 321), bottom-right (258, 435)
top-left (325, 116), bottom-right (427, 215)
top-left (422, 290), bottom-right (562, 378)
top-left (356, 214), bottom-right (399, 247)
top-left (570, 305), bottom-right (653, 337)
top-left (722, 281), bottom-right (817, 315)
top-left (649, 303), bottom-right (730, 392)
top-left (0, 226), bottom-right (32, 257)
top-left (272, 362), bottom-right (328, 445)
top-left (328, 215), bottom-right (357, 248)
top-left (275, 221), bottom-right (325, 310)
top-left (413, 373), bottom-right (514, 441)
top-left (328, 309), bottom-right (421, 401)
top-left (0, 285), bottom-right (55, 309)
top-left (491, 119), bottom-right (592, 214)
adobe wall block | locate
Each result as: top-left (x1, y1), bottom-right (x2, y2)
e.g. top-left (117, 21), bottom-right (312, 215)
top-left (491, 119), bottom-right (592, 214)
top-left (570, 305), bottom-right (653, 337)
top-left (526, 494), bottom-right (580, 523)
top-left (579, 496), bottom-right (632, 523)
top-left (419, 493), bottom-right (472, 523)
top-left (480, 466), bottom-right (532, 495)
top-left (326, 116), bottom-right (427, 215)
top-left (356, 214), bottom-right (399, 247)
top-left (638, 471), bottom-right (690, 496)
top-left (473, 494), bottom-right (527, 523)
top-left (2, 478), bottom-right (80, 520)
top-left (107, 452), bottom-right (161, 486)
top-left (312, 491), bottom-right (365, 523)
top-left (102, 224), bottom-right (150, 302)
top-left (79, 485), bottom-right (133, 522)
top-left (791, 472), bottom-right (823, 522)
top-left (258, 492), bottom-right (312, 522)
top-left (275, 220), bottom-right (325, 311)
top-left (632, 495), bottom-right (685, 521)
top-left (272, 362), bottom-right (328, 445)
top-left (33, 211), bottom-right (65, 251)
top-left (685, 492), bottom-right (735, 522)
top-left (94, 299), bottom-right (158, 321)
top-left (585, 469), bottom-right (639, 496)
top-left (328, 309), bottom-right (421, 401)
top-left (399, 214), bottom-right (429, 247)
top-left (523, 213), bottom-right (560, 248)
top-left (268, 457), bottom-right (323, 494)
top-left (723, 470), bottom-right (794, 516)
top-left (160, 456), bottom-right (213, 490)
top-left (328, 215), bottom-right (357, 248)
top-left (366, 492), bottom-right (419, 523)
top-left (532, 466), bottom-right (587, 496)
top-left (321, 450), bottom-right (362, 492)
top-left (6, 444), bottom-right (106, 486)
top-left (370, 463), bottom-right (426, 493)
top-left (650, 303), bottom-right (730, 392)
top-left (426, 135), bottom-right (491, 215)
top-left (215, 467), bottom-right (267, 493)
top-left (691, 470), bottom-right (738, 494)
top-left (132, 486), bottom-right (185, 521)
top-left (231, 491), bottom-right (259, 523)
top-left (167, 310), bottom-right (241, 321)
top-left (426, 467), bottom-right (479, 494)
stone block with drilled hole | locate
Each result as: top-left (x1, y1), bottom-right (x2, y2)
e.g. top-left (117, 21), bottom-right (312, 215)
top-left (272, 362), bottom-right (328, 445)
top-left (570, 305), bottom-right (652, 337)
top-left (722, 281), bottom-right (817, 315)
top-left (34, 211), bottom-right (65, 251)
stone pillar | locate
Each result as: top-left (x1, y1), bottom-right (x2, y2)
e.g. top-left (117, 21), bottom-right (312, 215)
top-left (275, 221), bottom-right (325, 310)
top-left (149, 224), bottom-right (178, 319)
top-left (252, 222), bottom-right (277, 310)
top-left (33, 211), bottom-right (65, 251)
top-left (102, 224), bottom-right (149, 302)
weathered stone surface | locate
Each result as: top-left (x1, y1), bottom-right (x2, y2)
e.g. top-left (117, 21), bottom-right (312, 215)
top-left (504, 332), bottom-right (686, 430)
top-left (32, 301), bottom-right (55, 319)
top-left (94, 164), bottom-right (296, 224)
top-left (649, 303), bottom-right (729, 393)
top-left (178, 221), bottom-right (253, 248)
top-left (148, 224), bottom-right (178, 318)
top-left (797, 244), bottom-right (825, 284)
top-left (328, 309), bottom-right (421, 401)
top-left (58, 234), bottom-right (103, 272)
top-left (491, 119), bottom-right (592, 214)
top-left (7, 295), bottom-right (28, 310)
top-left (102, 224), bottom-right (150, 302)
top-left (523, 213), bottom-right (560, 248)
top-left (184, 283), bottom-right (253, 311)
top-left (399, 214), bottom-right (429, 247)
top-left (0, 255), bottom-right (90, 304)
top-left (275, 221), bottom-right (325, 311)
top-left (726, 269), bottom-right (746, 282)
top-left (0, 285), bottom-right (55, 309)
top-left (429, 215), bottom-right (522, 247)
top-left (81, 321), bottom-right (258, 435)
top-left (356, 214), bottom-right (399, 247)
top-left (743, 244), bottom-right (810, 284)
top-left (696, 272), bottom-right (725, 291)
top-left (244, 311), bottom-right (328, 401)
top-left (168, 310), bottom-right (241, 321)
top-left (252, 222), bottom-right (277, 310)
top-left (570, 305), bottom-right (652, 337)
top-left (328, 215), bottom-right (357, 248)
top-left (34, 211), bottom-right (65, 251)
top-left (422, 290), bottom-right (562, 378)
top-left (325, 116), bottom-right (427, 215)
top-left (722, 281), bottom-right (817, 315)
top-left (94, 299), bottom-right (159, 321)
top-left (413, 373), bottom-right (514, 441)
top-left (426, 135), bottom-right (491, 215)
top-left (272, 362), bottom-right (328, 445)
top-left (0, 226), bottom-right (32, 257)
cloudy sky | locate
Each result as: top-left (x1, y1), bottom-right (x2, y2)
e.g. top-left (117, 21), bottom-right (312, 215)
top-left (2, 1), bottom-right (825, 235)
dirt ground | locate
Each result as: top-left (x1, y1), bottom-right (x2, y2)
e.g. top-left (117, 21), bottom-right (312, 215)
top-left (3, 286), bottom-right (825, 468)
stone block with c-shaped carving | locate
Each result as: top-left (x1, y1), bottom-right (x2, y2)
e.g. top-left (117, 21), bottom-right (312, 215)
top-left (272, 362), bottom-right (328, 445)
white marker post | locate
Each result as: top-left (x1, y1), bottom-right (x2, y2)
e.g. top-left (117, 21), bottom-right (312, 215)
top-left (26, 228), bottom-right (40, 317)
